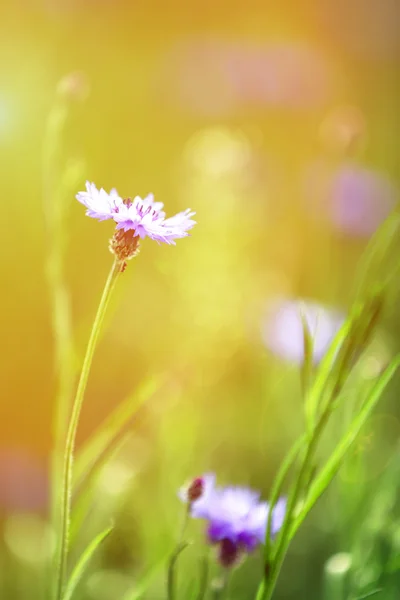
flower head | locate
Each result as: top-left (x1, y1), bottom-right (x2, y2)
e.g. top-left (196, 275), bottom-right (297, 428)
top-left (76, 182), bottom-right (196, 245)
top-left (262, 298), bottom-right (344, 364)
top-left (179, 475), bottom-right (285, 567)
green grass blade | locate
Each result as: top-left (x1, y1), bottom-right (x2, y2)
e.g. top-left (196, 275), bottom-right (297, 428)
top-left (62, 526), bottom-right (112, 600)
top-left (304, 319), bottom-right (351, 430)
top-left (122, 551), bottom-right (171, 600)
top-left (70, 433), bottom-right (130, 544)
top-left (353, 209), bottom-right (400, 303)
top-left (74, 375), bottom-right (164, 488)
top-left (300, 307), bottom-right (314, 404)
top-left (290, 355), bottom-right (400, 539)
top-left (263, 434), bottom-right (304, 562)
top-left (353, 591), bottom-right (382, 600)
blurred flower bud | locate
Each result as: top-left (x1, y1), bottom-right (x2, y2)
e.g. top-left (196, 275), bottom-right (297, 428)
top-left (186, 477), bottom-right (205, 502)
top-left (57, 71), bottom-right (90, 103)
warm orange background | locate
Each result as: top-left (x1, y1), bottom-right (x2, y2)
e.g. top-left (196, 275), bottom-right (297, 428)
top-left (1, 0), bottom-right (400, 555)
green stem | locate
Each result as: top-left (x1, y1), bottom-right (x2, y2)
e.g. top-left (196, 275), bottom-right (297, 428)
top-left (195, 553), bottom-right (210, 600)
top-left (263, 435), bottom-right (304, 564)
top-left (54, 258), bottom-right (121, 600)
top-left (212, 570), bottom-right (231, 600)
top-left (257, 405), bottom-right (333, 600)
top-left (42, 101), bottom-right (75, 557)
top-left (167, 506), bottom-right (190, 600)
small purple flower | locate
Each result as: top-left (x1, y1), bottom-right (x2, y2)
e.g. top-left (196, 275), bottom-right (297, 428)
top-left (304, 161), bottom-right (397, 238)
top-left (76, 181), bottom-right (196, 245)
top-left (180, 475), bottom-right (285, 566)
top-left (330, 165), bottom-right (396, 237)
top-left (263, 298), bottom-right (344, 364)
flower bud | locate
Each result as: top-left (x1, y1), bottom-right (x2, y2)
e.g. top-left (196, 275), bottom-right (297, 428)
top-left (109, 229), bottom-right (140, 271)
top-left (186, 477), bottom-right (205, 503)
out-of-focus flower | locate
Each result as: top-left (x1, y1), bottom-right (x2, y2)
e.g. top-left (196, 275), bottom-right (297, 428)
top-left (305, 161), bottom-right (397, 238)
top-left (235, 43), bottom-right (332, 110)
top-left (329, 165), bottom-right (397, 237)
top-left (77, 182), bottom-right (195, 244)
top-left (180, 475), bottom-right (285, 567)
top-left (160, 39), bottom-right (333, 116)
top-left (0, 449), bottom-right (48, 512)
top-left (263, 298), bottom-right (344, 364)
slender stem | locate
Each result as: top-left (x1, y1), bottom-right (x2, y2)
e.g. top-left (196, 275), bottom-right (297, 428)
top-left (54, 258), bottom-right (121, 600)
top-left (263, 435), bottom-right (304, 563)
top-left (257, 405), bottom-right (333, 600)
top-left (167, 506), bottom-right (190, 600)
top-left (195, 553), bottom-right (210, 600)
top-left (212, 570), bottom-right (231, 600)
top-left (42, 100), bottom-right (75, 556)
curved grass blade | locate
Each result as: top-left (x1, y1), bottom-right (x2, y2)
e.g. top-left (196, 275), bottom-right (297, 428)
top-left (74, 375), bottom-right (164, 489)
top-left (304, 319), bottom-right (351, 431)
top-left (167, 541), bottom-right (191, 600)
top-left (194, 554), bottom-right (209, 600)
top-left (70, 433), bottom-right (130, 544)
top-left (290, 355), bottom-right (400, 539)
top-left (353, 208), bottom-right (400, 303)
top-left (352, 590), bottom-right (382, 600)
top-left (263, 435), bottom-right (304, 562)
top-left (122, 550), bottom-right (171, 600)
top-left (62, 526), bottom-right (112, 600)
top-left (299, 307), bottom-right (314, 403)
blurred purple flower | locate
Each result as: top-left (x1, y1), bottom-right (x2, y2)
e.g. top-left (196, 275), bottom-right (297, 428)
top-left (76, 181), bottom-right (196, 245)
top-left (180, 474), bottom-right (285, 565)
top-left (232, 43), bottom-right (332, 110)
top-left (305, 161), bottom-right (397, 237)
top-left (329, 165), bottom-right (397, 237)
top-left (0, 449), bottom-right (48, 513)
top-left (160, 39), bottom-right (332, 116)
top-left (263, 298), bottom-right (344, 364)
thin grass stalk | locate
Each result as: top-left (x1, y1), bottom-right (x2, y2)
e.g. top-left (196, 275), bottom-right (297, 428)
top-left (167, 506), bottom-right (190, 600)
top-left (257, 402), bottom-right (334, 600)
top-left (54, 258), bottom-right (121, 599)
top-left (42, 99), bottom-right (78, 592)
top-left (263, 435), bottom-right (304, 564)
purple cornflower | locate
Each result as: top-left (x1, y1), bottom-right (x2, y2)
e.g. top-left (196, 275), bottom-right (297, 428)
top-left (180, 475), bottom-right (285, 567)
top-left (76, 181), bottom-right (196, 245)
